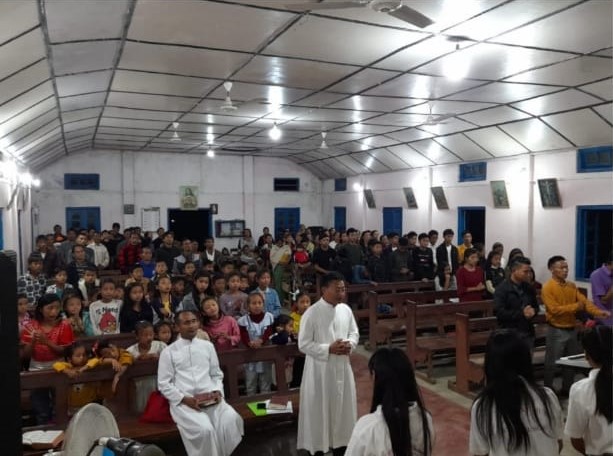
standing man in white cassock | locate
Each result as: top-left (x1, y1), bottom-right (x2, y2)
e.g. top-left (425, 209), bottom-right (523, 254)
top-left (298, 272), bottom-right (360, 456)
top-left (158, 310), bottom-right (243, 456)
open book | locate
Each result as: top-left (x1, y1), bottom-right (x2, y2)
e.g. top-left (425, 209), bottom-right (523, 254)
top-left (22, 430), bottom-right (64, 449)
top-left (265, 398), bottom-right (293, 414)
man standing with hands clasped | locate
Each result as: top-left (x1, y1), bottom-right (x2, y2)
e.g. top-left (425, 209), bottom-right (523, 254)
top-left (298, 272), bottom-right (360, 456)
top-left (157, 310), bottom-right (243, 456)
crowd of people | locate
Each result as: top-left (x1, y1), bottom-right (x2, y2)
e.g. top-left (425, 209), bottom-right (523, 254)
top-left (17, 222), bottom-right (612, 456)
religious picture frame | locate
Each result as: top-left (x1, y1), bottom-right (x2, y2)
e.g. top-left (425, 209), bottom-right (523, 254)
top-left (431, 186), bottom-right (449, 210)
top-left (403, 187), bottom-right (418, 209)
top-left (179, 186), bottom-right (198, 210)
top-left (537, 178), bottom-right (562, 208)
top-left (490, 180), bottom-right (510, 208)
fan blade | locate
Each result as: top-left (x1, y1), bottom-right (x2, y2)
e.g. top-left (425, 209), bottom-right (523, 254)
top-left (283, 1), bottom-right (367, 11)
top-left (387, 5), bottom-right (434, 28)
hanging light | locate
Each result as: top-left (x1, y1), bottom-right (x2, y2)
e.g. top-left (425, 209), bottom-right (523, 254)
top-left (320, 131), bottom-right (328, 149)
top-left (269, 122), bottom-right (281, 140)
top-left (171, 131), bottom-right (181, 141)
top-left (207, 149), bottom-right (215, 158)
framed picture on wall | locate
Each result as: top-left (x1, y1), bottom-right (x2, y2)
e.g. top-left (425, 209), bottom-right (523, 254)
top-left (215, 220), bottom-right (245, 238)
top-left (179, 186), bottom-right (198, 210)
top-left (403, 187), bottom-right (418, 209)
top-left (431, 186), bottom-right (449, 210)
top-left (363, 189), bottom-right (376, 209)
top-left (490, 180), bottom-right (510, 208)
top-left (538, 178), bottom-right (562, 208)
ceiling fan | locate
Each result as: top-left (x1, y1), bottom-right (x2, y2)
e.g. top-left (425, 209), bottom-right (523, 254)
top-left (281, 0), bottom-right (434, 28)
top-left (414, 104), bottom-right (455, 126)
top-left (219, 81), bottom-right (271, 112)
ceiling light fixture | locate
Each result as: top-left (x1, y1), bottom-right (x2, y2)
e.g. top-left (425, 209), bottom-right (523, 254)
top-left (171, 131), bottom-right (181, 141)
top-left (32, 178), bottom-right (41, 187)
top-left (320, 131), bottom-right (328, 149)
top-left (207, 149), bottom-right (215, 158)
top-left (269, 122), bottom-right (281, 140)
top-left (206, 133), bottom-right (215, 144)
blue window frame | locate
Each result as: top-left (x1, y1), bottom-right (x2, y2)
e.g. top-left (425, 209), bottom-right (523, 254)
top-left (274, 207), bottom-right (300, 239)
top-left (575, 205), bottom-right (613, 280)
top-left (334, 207), bottom-right (346, 232)
top-left (273, 178), bottom-right (299, 191)
top-left (382, 207), bottom-right (402, 235)
top-left (66, 207), bottom-right (101, 231)
top-left (334, 178), bottom-right (347, 191)
top-left (577, 146), bottom-right (613, 173)
top-left (64, 173), bottom-right (100, 190)
top-left (459, 162), bottom-right (487, 182)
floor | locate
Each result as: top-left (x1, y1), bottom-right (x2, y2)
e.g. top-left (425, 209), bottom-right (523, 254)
top-left (158, 346), bottom-right (580, 456)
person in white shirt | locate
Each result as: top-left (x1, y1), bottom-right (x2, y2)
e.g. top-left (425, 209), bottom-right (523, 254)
top-left (469, 329), bottom-right (563, 456)
top-left (346, 347), bottom-right (433, 455)
top-left (158, 310), bottom-right (243, 456)
top-left (565, 325), bottom-right (613, 456)
top-left (87, 232), bottom-right (110, 269)
top-left (298, 272), bottom-right (360, 456)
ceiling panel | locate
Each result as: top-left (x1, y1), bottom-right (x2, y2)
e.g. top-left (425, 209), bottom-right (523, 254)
top-left (0, 28), bottom-right (46, 81)
top-left (579, 79), bottom-right (612, 101)
top-left (96, 126), bottom-right (161, 137)
top-left (233, 55), bottom-right (359, 90)
top-left (542, 108), bottom-right (613, 147)
top-left (369, 148), bottom-right (412, 170)
top-left (505, 56), bottom-right (612, 86)
top-left (45, 0), bottom-right (130, 42)
top-left (512, 89), bottom-right (603, 116)
top-left (64, 118), bottom-right (98, 133)
top-left (387, 144), bottom-right (433, 167)
top-left (326, 68), bottom-right (402, 94)
top-left (59, 92), bottom-right (106, 111)
top-left (445, 82), bottom-right (561, 103)
top-left (418, 43), bottom-right (570, 81)
top-left (328, 95), bottom-right (419, 112)
top-left (386, 128), bottom-right (434, 142)
top-left (292, 91), bottom-right (346, 107)
top-left (119, 42), bottom-right (250, 80)
top-left (129, 0), bottom-right (293, 52)
top-left (0, 0), bottom-right (39, 44)
top-left (2, 109), bottom-right (58, 145)
top-left (102, 106), bottom-right (179, 122)
top-left (0, 82), bottom-right (54, 124)
top-left (0, 60), bottom-right (50, 107)
top-left (464, 127), bottom-right (528, 156)
top-left (52, 41), bottom-right (119, 75)
top-left (364, 73), bottom-right (482, 99)
top-left (375, 36), bottom-right (454, 72)
top-left (99, 117), bottom-right (168, 130)
top-left (264, 15), bottom-right (423, 66)
top-left (410, 139), bottom-right (460, 164)
top-left (446, 0), bottom-right (577, 41)
top-left (499, 118), bottom-right (574, 151)
top-left (182, 112), bottom-right (255, 127)
top-left (351, 152), bottom-right (390, 173)
top-left (62, 107), bottom-right (102, 123)
top-left (0, 96), bottom-right (56, 136)
top-left (298, 108), bottom-right (378, 123)
top-left (335, 155), bottom-right (371, 174)
top-left (208, 82), bottom-right (311, 105)
top-left (399, 100), bottom-right (497, 115)
top-left (417, 117), bottom-right (476, 135)
top-left (55, 71), bottom-right (112, 97)
top-left (106, 92), bottom-right (196, 112)
top-left (112, 70), bottom-right (217, 97)
top-left (592, 103), bottom-right (612, 125)
top-left (434, 134), bottom-right (492, 160)
top-left (491, 0), bottom-right (612, 53)
top-left (459, 106), bottom-right (531, 126)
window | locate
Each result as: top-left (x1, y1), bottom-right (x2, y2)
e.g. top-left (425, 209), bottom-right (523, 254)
top-left (64, 173), bottom-right (100, 190)
top-left (66, 207), bottom-right (101, 231)
top-left (334, 178), bottom-right (347, 191)
top-left (459, 162), bottom-right (487, 182)
top-left (575, 205), bottom-right (613, 280)
top-left (382, 208), bottom-right (402, 235)
top-left (577, 146), bottom-right (613, 173)
top-left (273, 178), bottom-right (299, 192)
top-left (334, 207), bottom-right (346, 232)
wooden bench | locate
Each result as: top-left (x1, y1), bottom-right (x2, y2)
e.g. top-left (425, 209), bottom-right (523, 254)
top-left (99, 269), bottom-right (122, 276)
top-left (405, 300), bottom-right (494, 382)
top-left (366, 289), bottom-right (458, 349)
top-left (21, 344), bottom-right (302, 452)
top-left (448, 313), bottom-right (548, 397)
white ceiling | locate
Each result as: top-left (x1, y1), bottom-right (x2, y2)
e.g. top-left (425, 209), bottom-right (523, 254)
top-left (0, 0), bottom-right (611, 178)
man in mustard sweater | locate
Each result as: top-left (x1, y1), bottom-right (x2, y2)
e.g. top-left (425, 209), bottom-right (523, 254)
top-left (542, 255), bottom-right (610, 396)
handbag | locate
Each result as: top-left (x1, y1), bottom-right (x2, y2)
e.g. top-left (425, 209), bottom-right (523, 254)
top-left (139, 390), bottom-right (174, 424)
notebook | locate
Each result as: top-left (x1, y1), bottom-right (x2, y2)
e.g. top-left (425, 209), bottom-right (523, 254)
top-left (22, 430), bottom-right (64, 449)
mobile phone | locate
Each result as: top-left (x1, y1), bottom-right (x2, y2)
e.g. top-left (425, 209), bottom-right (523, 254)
top-left (256, 402), bottom-right (266, 410)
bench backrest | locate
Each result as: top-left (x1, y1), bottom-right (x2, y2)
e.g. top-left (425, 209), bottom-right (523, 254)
top-left (21, 344), bottom-right (302, 430)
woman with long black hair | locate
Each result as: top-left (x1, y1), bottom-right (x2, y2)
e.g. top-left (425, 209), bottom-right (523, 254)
top-left (565, 325), bottom-right (613, 455)
top-left (470, 330), bottom-right (563, 455)
top-left (346, 347), bottom-right (433, 455)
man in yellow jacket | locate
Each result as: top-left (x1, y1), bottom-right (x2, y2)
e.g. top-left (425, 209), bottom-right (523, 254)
top-left (541, 255), bottom-right (610, 396)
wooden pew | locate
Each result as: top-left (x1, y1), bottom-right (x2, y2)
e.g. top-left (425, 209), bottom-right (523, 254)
top-left (21, 344), bottom-right (302, 451)
top-left (448, 313), bottom-right (548, 397)
top-left (405, 300), bottom-right (494, 382)
top-left (366, 289), bottom-right (458, 349)
top-left (99, 269), bottom-right (122, 276)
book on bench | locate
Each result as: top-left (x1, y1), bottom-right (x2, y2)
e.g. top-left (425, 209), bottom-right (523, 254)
top-left (22, 430), bottom-right (64, 449)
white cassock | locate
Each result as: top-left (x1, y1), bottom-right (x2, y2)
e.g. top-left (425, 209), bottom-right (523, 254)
top-left (157, 337), bottom-right (244, 456)
top-left (297, 298), bottom-right (360, 454)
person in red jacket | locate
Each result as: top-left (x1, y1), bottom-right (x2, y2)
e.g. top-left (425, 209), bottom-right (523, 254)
top-left (118, 232), bottom-right (142, 274)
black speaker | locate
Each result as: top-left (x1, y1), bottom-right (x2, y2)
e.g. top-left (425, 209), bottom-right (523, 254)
top-left (0, 251), bottom-right (19, 455)
top-left (363, 189), bottom-right (376, 209)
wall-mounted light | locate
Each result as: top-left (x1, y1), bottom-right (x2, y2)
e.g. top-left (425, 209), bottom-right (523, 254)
top-left (269, 122), bottom-right (282, 140)
top-left (353, 182), bottom-right (363, 191)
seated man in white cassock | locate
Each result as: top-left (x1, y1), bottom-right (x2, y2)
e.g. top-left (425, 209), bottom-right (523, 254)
top-left (158, 310), bottom-right (244, 456)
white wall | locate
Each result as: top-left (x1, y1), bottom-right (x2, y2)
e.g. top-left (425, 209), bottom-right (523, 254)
top-left (322, 149), bottom-right (613, 288)
top-left (0, 178), bottom-right (33, 274)
top-left (33, 149), bottom-right (323, 251)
